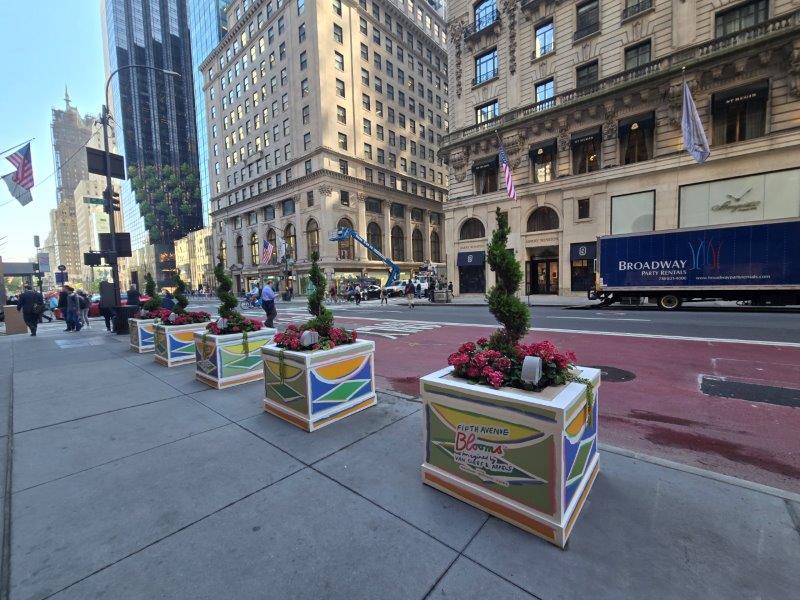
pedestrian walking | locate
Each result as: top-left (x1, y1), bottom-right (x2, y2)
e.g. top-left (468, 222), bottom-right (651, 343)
top-left (65, 287), bottom-right (82, 332)
top-left (16, 284), bottom-right (45, 336)
top-left (379, 286), bottom-right (388, 305)
top-left (354, 283), bottom-right (362, 305)
top-left (126, 283), bottom-right (141, 315)
top-left (261, 279), bottom-right (277, 328)
top-left (78, 291), bottom-right (90, 328)
top-left (405, 281), bottom-right (416, 309)
top-left (162, 290), bottom-right (175, 311)
top-left (43, 294), bottom-right (57, 322)
top-left (330, 284), bottom-right (338, 304)
top-left (58, 285), bottom-right (69, 330)
top-left (288, 284), bottom-right (294, 300)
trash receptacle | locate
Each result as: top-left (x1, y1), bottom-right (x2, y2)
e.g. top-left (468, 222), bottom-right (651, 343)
top-left (114, 305), bottom-right (139, 335)
top-left (434, 290), bottom-right (447, 303)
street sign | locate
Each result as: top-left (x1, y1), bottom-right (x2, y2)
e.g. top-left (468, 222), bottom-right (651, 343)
top-left (55, 271), bottom-right (68, 284)
top-left (84, 252), bottom-right (102, 267)
top-left (37, 252), bottom-right (50, 272)
top-left (33, 235), bottom-right (40, 248)
top-left (58, 264), bottom-right (66, 272)
top-left (83, 196), bottom-right (105, 205)
top-left (86, 147), bottom-right (126, 180)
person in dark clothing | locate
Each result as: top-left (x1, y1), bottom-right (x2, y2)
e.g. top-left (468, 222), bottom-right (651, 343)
top-left (58, 286), bottom-right (70, 329)
top-left (17, 285), bottom-right (44, 336)
top-left (126, 284), bottom-right (141, 314)
top-left (161, 291), bottom-right (175, 310)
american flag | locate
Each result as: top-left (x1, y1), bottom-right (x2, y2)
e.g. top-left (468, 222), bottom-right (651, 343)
top-left (6, 143), bottom-right (34, 189)
top-left (498, 144), bottom-right (517, 202)
top-left (261, 239), bottom-right (273, 265)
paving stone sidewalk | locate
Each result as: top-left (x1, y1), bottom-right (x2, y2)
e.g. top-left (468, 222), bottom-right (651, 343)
top-left (1, 326), bottom-right (798, 600)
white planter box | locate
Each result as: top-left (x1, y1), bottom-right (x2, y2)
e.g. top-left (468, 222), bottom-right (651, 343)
top-left (262, 339), bottom-right (376, 432)
top-left (154, 322), bottom-right (209, 367)
top-left (194, 328), bottom-right (276, 389)
top-left (420, 365), bottom-right (601, 548)
top-left (129, 318), bottom-right (157, 353)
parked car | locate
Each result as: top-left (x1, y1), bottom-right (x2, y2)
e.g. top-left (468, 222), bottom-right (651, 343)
top-left (384, 283), bottom-right (406, 297)
top-left (52, 291), bottom-right (151, 320)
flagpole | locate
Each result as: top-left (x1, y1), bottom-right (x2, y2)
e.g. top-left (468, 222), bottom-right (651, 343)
top-left (0, 138), bottom-right (34, 157)
top-left (676, 67), bottom-right (686, 226)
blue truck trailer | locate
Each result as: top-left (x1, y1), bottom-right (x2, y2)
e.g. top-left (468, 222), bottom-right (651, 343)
top-left (589, 218), bottom-right (800, 309)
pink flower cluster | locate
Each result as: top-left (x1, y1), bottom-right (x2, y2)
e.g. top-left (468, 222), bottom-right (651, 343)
top-left (273, 324), bottom-right (357, 352)
top-left (516, 341), bottom-right (576, 370)
top-left (169, 311), bottom-right (211, 325)
top-left (448, 342), bottom-right (513, 389)
top-left (206, 315), bottom-right (263, 335)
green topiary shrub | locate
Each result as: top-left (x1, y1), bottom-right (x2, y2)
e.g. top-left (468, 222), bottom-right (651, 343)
top-left (214, 261), bottom-right (239, 320)
top-left (306, 251), bottom-right (333, 337)
top-left (486, 208), bottom-right (530, 352)
top-left (173, 272), bottom-right (188, 315)
top-left (142, 272), bottom-right (162, 311)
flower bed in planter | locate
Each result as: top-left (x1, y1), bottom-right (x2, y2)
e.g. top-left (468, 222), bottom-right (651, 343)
top-left (153, 312), bottom-right (211, 367)
top-left (195, 327), bottom-right (276, 389)
top-left (262, 339), bottom-right (376, 431)
top-left (129, 318), bottom-right (157, 353)
top-left (420, 364), bottom-right (600, 549)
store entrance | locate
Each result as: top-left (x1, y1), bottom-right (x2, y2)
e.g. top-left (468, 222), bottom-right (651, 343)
top-left (526, 245), bottom-right (560, 295)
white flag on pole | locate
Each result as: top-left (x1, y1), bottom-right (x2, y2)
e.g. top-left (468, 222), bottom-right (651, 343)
top-left (681, 81), bottom-right (710, 164)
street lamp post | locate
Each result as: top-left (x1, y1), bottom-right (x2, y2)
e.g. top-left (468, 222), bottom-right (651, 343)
top-left (102, 65), bottom-right (180, 331)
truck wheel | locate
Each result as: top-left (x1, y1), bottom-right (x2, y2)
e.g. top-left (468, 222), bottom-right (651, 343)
top-left (657, 295), bottom-right (682, 310)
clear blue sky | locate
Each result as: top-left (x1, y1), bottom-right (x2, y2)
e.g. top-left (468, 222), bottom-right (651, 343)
top-left (0, 1), bottom-right (105, 262)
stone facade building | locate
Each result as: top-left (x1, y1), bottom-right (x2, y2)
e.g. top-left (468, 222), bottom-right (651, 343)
top-left (442, 0), bottom-right (800, 296)
top-left (201, 0), bottom-right (450, 294)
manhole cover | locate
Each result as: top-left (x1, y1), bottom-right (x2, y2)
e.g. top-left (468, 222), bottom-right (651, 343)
top-left (586, 366), bottom-right (636, 383)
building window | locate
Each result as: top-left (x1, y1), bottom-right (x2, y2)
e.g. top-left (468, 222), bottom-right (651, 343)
top-left (527, 207), bottom-right (560, 232)
top-left (297, 0), bottom-right (305, 14)
top-left (363, 118), bottom-right (372, 134)
top-left (283, 198), bottom-right (295, 216)
top-left (620, 113), bottom-right (654, 164)
top-left (367, 222), bottom-right (382, 252)
top-left (535, 21), bottom-right (554, 57)
top-left (266, 229), bottom-right (277, 264)
top-left (715, 0), bottom-right (768, 38)
top-left (334, 52), bottom-right (344, 70)
top-left (576, 61), bottom-right (598, 90)
top-left (575, 0), bottom-right (600, 40)
top-left (531, 141), bottom-right (556, 183)
top-left (411, 229), bottom-right (423, 262)
top-left (571, 130), bottom-right (601, 174)
top-left (336, 79), bottom-right (345, 97)
top-left (474, 49), bottom-right (498, 85)
top-left (305, 159), bottom-right (312, 174)
top-left (306, 218), bottom-right (319, 257)
top-left (474, 0), bottom-right (498, 32)
top-left (391, 225), bottom-right (405, 261)
top-left (338, 132), bottom-right (348, 150)
top-left (334, 24), bottom-right (343, 44)
top-left (284, 224), bottom-right (297, 260)
top-left (390, 202), bottom-right (404, 218)
top-left (250, 232), bottom-right (259, 265)
top-left (333, 0), bottom-right (342, 17)
top-left (625, 41), bottom-right (651, 71)
top-left (712, 82), bottom-right (768, 145)
top-left (473, 158), bottom-right (499, 194)
top-left (235, 235), bottom-right (244, 264)
top-left (337, 217), bottom-right (355, 259)
top-left (364, 143), bottom-right (373, 159)
top-left (459, 218), bottom-right (486, 240)
top-left (577, 198), bottom-right (591, 220)
top-left (299, 23), bottom-right (306, 43)
top-left (263, 205), bottom-right (275, 220)
top-left (475, 100), bottom-right (499, 124)
top-left (611, 191), bottom-right (655, 234)
top-left (301, 78), bottom-right (309, 97)
top-left (430, 230), bottom-right (441, 262)
top-left (340, 190), bottom-right (350, 206)
top-left (535, 78), bottom-right (554, 106)
top-left (339, 159), bottom-right (349, 175)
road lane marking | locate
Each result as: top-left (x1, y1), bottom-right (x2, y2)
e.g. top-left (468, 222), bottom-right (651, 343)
top-left (548, 316), bottom-right (651, 322)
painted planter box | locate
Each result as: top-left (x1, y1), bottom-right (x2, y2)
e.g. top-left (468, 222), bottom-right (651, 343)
top-left (420, 366), bottom-right (601, 548)
top-left (154, 322), bottom-right (209, 367)
top-left (262, 340), bottom-right (376, 431)
top-left (194, 328), bottom-right (277, 389)
top-left (129, 318), bottom-right (157, 353)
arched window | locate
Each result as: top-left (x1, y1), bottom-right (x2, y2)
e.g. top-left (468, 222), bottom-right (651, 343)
top-left (527, 206), bottom-right (560, 232)
top-left (267, 229), bottom-right (277, 264)
top-left (235, 235), bottom-right (244, 264)
top-left (306, 219), bottom-right (319, 258)
top-left (430, 230), bottom-right (441, 263)
top-left (219, 239), bottom-right (227, 267)
top-left (367, 222), bottom-right (382, 253)
top-left (249, 232), bottom-right (259, 266)
top-left (412, 228), bottom-right (423, 262)
top-left (337, 217), bottom-right (355, 259)
top-left (284, 223), bottom-right (296, 260)
top-left (391, 225), bottom-right (405, 261)
top-left (459, 218), bottom-right (485, 240)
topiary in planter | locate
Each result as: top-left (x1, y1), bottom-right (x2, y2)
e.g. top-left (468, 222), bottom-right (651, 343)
top-left (486, 208), bottom-right (530, 355)
top-left (214, 260), bottom-right (238, 320)
top-left (306, 251), bottom-right (333, 338)
top-left (173, 272), bottom-right (189, 315)
top-left (142, 272), bottom-right (162, 311)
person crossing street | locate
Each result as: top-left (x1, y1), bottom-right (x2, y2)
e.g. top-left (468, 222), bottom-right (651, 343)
top-left (261, 279), bottom-right (277, 328)
top-left (404, 280), bottom-right (416, 309)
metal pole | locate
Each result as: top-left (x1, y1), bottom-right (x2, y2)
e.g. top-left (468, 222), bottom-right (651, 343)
top-left (102, 103), bottom-right (121, 312)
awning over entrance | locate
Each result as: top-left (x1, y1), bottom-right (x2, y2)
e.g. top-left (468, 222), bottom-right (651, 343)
top-left (570, 242), bottom-right (597, 261)
top-left (457, 251), bottom-right (485, 267)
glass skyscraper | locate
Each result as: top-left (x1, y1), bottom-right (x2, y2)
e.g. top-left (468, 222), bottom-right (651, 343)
top-left (101, 0), bottom-right (202, 287)
top-left (187, 0), bottom-right (230, 225)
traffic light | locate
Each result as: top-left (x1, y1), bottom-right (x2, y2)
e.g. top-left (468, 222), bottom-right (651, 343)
top-left (103, 189), bottom-right (121, 213)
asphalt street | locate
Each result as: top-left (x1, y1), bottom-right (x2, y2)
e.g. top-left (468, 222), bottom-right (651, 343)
top-left (188, 298), bottom-right (800, 344)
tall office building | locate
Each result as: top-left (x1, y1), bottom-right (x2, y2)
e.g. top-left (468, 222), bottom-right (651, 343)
top-left (101, 0), bottom-right (203, 287)
top-left (188, 0), bottom-right (232, 223)
top-left (201, 0), bottom-right (450, 294)
top-left (441, 0), bottom-right (800, 296)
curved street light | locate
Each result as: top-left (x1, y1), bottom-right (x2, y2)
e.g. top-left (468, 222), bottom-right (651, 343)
top-left (102, 65), bottom-right (181, 333)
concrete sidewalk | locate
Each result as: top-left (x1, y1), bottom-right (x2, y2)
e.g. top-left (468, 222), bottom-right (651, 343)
top-left (1, 325), bottom-right (798, 599)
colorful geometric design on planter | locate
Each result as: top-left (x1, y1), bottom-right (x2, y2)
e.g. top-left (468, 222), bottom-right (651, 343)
top-left (563, 393), bottom-right (598, 509)
top-left (195, 338), bottom-right (218, 378)
top-left (264, 357), bottom-right (307, 411)
top-left (426, 402), bottom-right (555, 516)
top-left (130, 324), bottom-right (140, 347)
top-left (168, 330), bottom-right (196, 357)
top-left (139, 324), bottom-right (155, 345)
top-left (220, 343), bottom-right (262, 378)
top-left (154, 329), bottom-right (167, 356)
top-left (309, 355), bottom-right (373, 414)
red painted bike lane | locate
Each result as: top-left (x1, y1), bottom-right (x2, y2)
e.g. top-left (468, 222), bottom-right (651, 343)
top-left (335, 316), bottom-right (800, 493)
